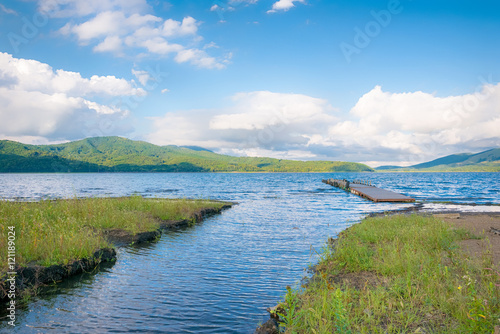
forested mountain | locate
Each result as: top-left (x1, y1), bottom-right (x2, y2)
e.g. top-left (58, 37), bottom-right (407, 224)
top-left (375, 148), bottom-right (500, 172)
top-left (0, 137), bottom-right (373, 173)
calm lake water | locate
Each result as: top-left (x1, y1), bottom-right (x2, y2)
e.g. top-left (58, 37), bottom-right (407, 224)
top-left (1, 172), bottom-right (499, 333)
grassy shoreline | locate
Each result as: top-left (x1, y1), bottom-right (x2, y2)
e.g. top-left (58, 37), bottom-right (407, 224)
top-left (270, 214), bottom-right (499, 333)
top-left (0, 196), bottom-right (230, 270)
top-left (0, 196), bottom-right (232, 300)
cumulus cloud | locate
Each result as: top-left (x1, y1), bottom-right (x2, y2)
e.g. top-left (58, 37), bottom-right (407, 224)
top-left (162, 16), bottom-right (199, 36)
top-left (0, 52), bottom-right (144, 97)
top-left (268, 0), bottom-right (306, 13)
top-left (147, 85), bottom-right (500, 165)
top-left (325, 85), bottom-right (500, 165)
top-left (147, 91), bottom-right (337, 158)
top-left (0, 52), bottom-right (140, 142)
top-left (210, 91), bottom-right (334, 130)
top-left (94, 35), bottom-right (123, 53)
top-left (43, 0), bottom-right (226, 69)
top-left (174, 48), bottom-right (225, 70)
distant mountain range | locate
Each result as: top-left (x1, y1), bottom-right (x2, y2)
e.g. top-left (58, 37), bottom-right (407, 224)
top-left (0, 137), bottom-right (373, 173)
top-left (376, 148), bottom-right (500, 172)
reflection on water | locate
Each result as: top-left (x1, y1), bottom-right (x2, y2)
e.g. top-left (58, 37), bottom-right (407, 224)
top-left (0, 172), bottom-right (498, 333)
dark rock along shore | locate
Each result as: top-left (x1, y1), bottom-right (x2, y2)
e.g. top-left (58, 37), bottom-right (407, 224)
top-left (0, 248), bottom-right (116, 301)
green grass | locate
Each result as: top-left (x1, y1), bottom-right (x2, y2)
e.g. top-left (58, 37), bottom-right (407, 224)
top-left (0, 196), bottom-right (228, 269)
top-left (278, 214), bottom-right (500, 333)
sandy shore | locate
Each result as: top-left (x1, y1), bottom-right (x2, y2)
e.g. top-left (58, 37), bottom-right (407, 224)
top-left (435, 212), bottom-right (500, 267)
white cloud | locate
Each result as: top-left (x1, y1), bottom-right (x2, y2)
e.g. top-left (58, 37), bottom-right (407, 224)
top-left (225, 147), bottom-right (317, 160)
top-left (210, 91), bottom-right (334, 130)
top-left (268, 0), bottom-right (306, 13)
top-left (0, 52), bottom-right (144, 97)
top-left (0, 135), bottom-right (68, 145)
top-left (0, 52), bottom-right (139, 142)
top-left (148, 91), bottom-right (336, 159)
top-left (325, 85), bottom-right (500, 165)
top-left (58, 8), bottom-right (225, 69)
top-left (174, 49), bottom-right (224, 69)
top-left (38, 0), bottom-right (149, 17)
top-left (94, 35), bottom-right (123, 53)
top-left (132, 69), bottom-right (153, 86)
top-left (203, 42), bottom-right (219, 49)
top-left (0, 4), bottom-right (17, 15)
top-left (148, 111), bottom-right (227, 148)
top-left (61, 11), bottom-right (162, 44)
top-left (127, 36), bottom-right (183, 55)
top-left (162, 16), bottom-right (199, 36)
top-left (209, 3), bottom-right (236, 14)
top-left (161, 88), bottom-right (169, 94)
top-left (68, 11), bottom-right (124, 42)
top-left (230, 0), bottom-right (259, 4)
top-left (210, 1), bottom-right (259, 23)
top-left (147, 86), bottom-right (500, 165)
top-left (0, 87), bottom-right (127, 140)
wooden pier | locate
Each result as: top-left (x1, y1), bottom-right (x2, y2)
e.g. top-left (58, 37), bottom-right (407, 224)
top-left (322, 179), bottom-right (415, 203)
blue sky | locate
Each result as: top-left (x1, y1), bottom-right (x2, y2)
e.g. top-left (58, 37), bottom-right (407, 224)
top-left (1, 0), bottom-right (499, 166)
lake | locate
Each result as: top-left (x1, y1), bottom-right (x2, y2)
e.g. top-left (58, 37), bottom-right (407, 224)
top-left (1, 172), bottom-right (499, 333)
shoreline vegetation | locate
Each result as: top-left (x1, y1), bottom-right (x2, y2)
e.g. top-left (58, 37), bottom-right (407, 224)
top-left (0, 196), bottom-right (232, 301)
top-left (257, 213), bottom-right (500, 333)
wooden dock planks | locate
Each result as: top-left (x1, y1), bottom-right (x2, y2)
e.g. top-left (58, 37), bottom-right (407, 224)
top-left (322, 179), bottom-right (415, 203)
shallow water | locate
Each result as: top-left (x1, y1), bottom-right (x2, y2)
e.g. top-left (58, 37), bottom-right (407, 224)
top-left (0, 172), bottom-right (498, 333)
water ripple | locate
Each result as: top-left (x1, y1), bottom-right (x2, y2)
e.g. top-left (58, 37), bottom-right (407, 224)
top-left (0, 172), bottom-right (499, 333)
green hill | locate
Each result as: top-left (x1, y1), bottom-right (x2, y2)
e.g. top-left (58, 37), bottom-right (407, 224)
top-left (0, 137), bottom-right (373, 173)
top-left (410, 153), bottom-right (472, 169)
top-left (375, 148), bottom-right (500, 172)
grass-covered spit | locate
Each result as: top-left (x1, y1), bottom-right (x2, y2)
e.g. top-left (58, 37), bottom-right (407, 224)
top-left (0, 196), bottom-right (229, 271)
top-left (277, 214), bottom-right (499, 333)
